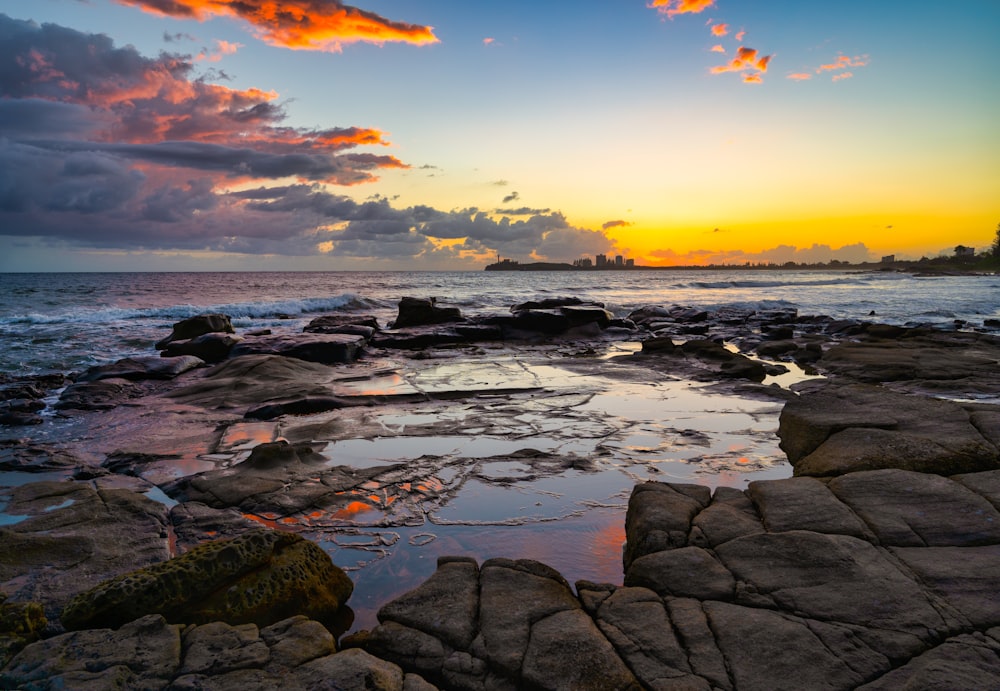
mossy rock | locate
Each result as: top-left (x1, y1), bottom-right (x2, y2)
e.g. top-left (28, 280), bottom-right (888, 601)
top-left (0, 592), bottom-right (46, 667)
top-left (60, 529), bottom-right (352, 631)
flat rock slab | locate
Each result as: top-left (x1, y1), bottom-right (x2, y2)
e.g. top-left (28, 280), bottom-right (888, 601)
top-left (230, 333), bottom-right (366, 365)
top-left (0, 481), bottom-right (170, 618)
top-left (778, 384), bottom-right (1000, 476)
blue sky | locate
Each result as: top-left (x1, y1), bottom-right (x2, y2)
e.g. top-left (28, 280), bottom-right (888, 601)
top-left (1, 0), bottom-right (997, 270)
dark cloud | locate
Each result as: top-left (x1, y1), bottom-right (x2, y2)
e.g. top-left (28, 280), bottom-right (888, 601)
top-left (0, 14), bottom-right (618, 265)
top-left (602, 219), bottom-right (631, 230)
top-left (502, 191), bottom-right (520, 204)
top-left (494, 207), bottom-right (552, 216)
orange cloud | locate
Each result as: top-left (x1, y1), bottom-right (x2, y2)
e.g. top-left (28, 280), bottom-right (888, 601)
top-left (197, 39), bottom-right (243, 62)
top-left (483, 37), bottom-right (495, 46)
top-left (649, 0), bottom-right (716, 18)
top-left (115, 0), bottom-right (439, 52)
top-left (832, 71), bottom-right (854, 82)
top-left (786, 72), bottom-right (813, 81)
top-left (735, 29), bottom-right (746, 41)
top-left (711, 44), bottom-right (726, 54)
top-left (711, 46), bottom-right (772, 82)
top-left (817, 54), bottom-right (869, 72)
top-left (711, 23), bottom-right (729, 36)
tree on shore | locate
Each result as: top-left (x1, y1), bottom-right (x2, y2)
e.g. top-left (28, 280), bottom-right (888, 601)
top-left (992, 222), bottom-right (1000, 258)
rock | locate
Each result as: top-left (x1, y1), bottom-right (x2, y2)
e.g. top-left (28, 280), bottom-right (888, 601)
top-left (163, 440), bottom-right (398, 515)
top-left (704, 601), bottom-right (888, 691)
top-left (560, 305), bottom-right (613, 329)
top-left (0, 410), bottom-right (43, 426)
top-left (828, 469), bottom-right (1000, 547)
top-left (371, 323), bottom-right (502, 349)
top-left (0, 593), bottom-right (46, 668)
top-left (244, 395), bottom-right (352, 420)
top-left (392, 297), bottom-right (463, 329)
top-left (778, 384), bottom-right (999, 476)
top-left (165, 354), bottom-right (339, 410)
top-left (0, 482), bottom-right (170, 616)
top-left (623, 482), bottom-right (710, 570)
top-left (377, 557), bottom-right (479, 650)
top-left (511, 297), bottom-right (592, 311)
top-left (156, 313), bottom-right (235, 349)
top-left (60, 529), bottom-right (354, 631)
top-left (56, 377), bottom-right (146, 411)
top-left (510, 308), bottom-right (573, 335)
top-left (161, 332), bottom-right (243, 363)
top-left (178, 620), bottom-right (270, 676)
top-left (714, 530), bottom-right (954, 641)
top-left (689, 486), bottom-right (764, 548)
top-left (476, 558), bottom-right (581, 679)
top-left (755, 339), bottom-right (799, 357)
top-left (521, 608), bottom-right (642, 691)
top-left (746, 476), bottom-right (876, 541)
top-left (76, 355), bottom-right (204, 383)
top-left (817, 329), bottom-right (1000, 396)
top-left (594, 587), bottom-right (704, 690)
top-left (624, 547), bottom-right (735, 600)
top-left (304, 314), bottom-right (380, 334)
top-left (1, 614), bottom-right (182, 690)
top-left (857, 631), bottom-right (1000, 690)
top-left (297, 647), bottom-right (405, 690)
top-left (260, 615), bottom-right (336, 668)
top-left (890, 546), bottom-right (1000, 629)
top-left (230, 333), bottom-right (366, 365)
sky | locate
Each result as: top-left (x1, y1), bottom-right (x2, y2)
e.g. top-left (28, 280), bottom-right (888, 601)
top-left (0, 0), bottom-right (998, 271)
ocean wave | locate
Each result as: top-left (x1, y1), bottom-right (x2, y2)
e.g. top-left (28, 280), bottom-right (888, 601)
top-left (1, 293), bottom-right (381, 327)
top-left (685, 277), bottom-right (869, 290)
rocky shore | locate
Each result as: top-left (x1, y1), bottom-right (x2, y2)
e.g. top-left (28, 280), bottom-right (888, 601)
top-left (2, 296), bottom-right (999, 689)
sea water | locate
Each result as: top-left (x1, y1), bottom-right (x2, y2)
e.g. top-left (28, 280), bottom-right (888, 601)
top-left (2, 269), bottom-right (998, 379)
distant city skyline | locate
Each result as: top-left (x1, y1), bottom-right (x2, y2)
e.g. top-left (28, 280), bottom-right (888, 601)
top-left (1, 1), bottom-right (997, 271)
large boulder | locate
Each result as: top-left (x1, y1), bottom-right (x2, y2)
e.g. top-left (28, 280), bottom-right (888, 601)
top-left (60, 529), bottom-right (354, 631)
top-left (160, 333), bottom-right (243, 363)
top-left (155, 313), bottom-right (234, 349)
top-left (391, 297), bottom-right (463, 329)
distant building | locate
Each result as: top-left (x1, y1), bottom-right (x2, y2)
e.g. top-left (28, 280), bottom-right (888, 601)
top-left (880, 255), bottom-right (896, 263)
top-left (573, 257), bottom-right (593, 268)
top-left (625, 258), bottom-right (635, 267)
top-left (596, 254), bottom-right (608, 267)
top-left (954, 245), bottom-right (975, 258)
top-left (615, 255), bottom-right (624, 266)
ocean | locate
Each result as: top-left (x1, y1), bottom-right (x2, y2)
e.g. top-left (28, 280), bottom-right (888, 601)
top-left (3, 268), bottom-right (999, 626)
top-left (3, 269), bottom-right (998, 380)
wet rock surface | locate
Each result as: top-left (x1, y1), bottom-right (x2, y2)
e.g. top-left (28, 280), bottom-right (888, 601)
top-left (3, 295), bottom-right (1000, 688)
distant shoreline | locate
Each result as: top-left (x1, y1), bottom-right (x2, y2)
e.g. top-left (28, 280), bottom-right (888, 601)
top-left (484, 260), bottom-right (997, 275)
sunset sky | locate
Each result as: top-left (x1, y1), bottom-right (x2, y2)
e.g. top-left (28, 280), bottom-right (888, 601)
top-left (1, 0), bottom-right (997, 271)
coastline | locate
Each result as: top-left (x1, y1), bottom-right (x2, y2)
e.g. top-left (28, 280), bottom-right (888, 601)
top-left (2, 290), bottom-right (1000, 688)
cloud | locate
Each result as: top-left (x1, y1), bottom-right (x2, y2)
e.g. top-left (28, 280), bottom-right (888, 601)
top-left (735, 30), bottom-right (745, 41)
top-left (502, 191), bottom-right (520, 204)
top-left (602, 220), bottom-right (631, 230)
top-left (649, 0), bottom-right (716, 18)
top-left (115, 0), bottom-right (439, 52)
top-left (710, 44), bottom-right (726, 54)
top-left (710, 23), bottom-right (729, 36)
top-left (197, 39), bottom-right (242, 62)
top-left (0, 16), bottom-right (619, 265)
top-left (495, 207), bottom-right (551, 216)
top-left (817, 54), bottom-right (869, 72)
top-left (645, 243), bottom-right (874, 266)
top-left (786, 72), bottom-right (813, 81)
top-left (832, 72), bottom-right (854, 82)
top-left (483, 37), bottom-right (495, 46)
top-left (710, 46), bottom-right (772, 82)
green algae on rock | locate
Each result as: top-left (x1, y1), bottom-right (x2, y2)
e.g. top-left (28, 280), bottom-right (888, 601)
top-left (60, 529), bottom-right (353, 631)
top-left (0, 592), bottom-right (46, 668)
